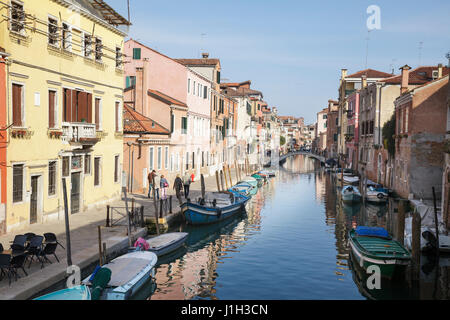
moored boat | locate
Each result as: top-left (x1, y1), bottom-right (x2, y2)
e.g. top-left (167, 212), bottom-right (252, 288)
top-left (82, 251), bottom-right (157, 300)
top-left (343, 176), bottom-right (359, 185)
top-left (348, 227), bottom-right (411, 279)
top-left (365, 186), bottom-right (389, 203)
top-left (228, 182), bottom-right (257, 197)
top-left (133, 233), bottom-right (189, 257)
top-left (181, 192), bottom-right (249, 225)
top-left (341, 185), bottom-right (362, 204)
top-left (34, 285), bottom-right (91, 300)
top-left (238, 176), bottom-right (260, 188)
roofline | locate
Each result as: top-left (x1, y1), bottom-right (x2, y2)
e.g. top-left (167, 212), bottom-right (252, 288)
top-left (123, 104), bottom-right (170, 134)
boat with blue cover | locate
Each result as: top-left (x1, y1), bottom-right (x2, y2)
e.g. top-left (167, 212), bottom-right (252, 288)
top-left (348, 226), bottom-right (411, 279)
top-left (229, 182), bottom-right (257, 197)
top-left (239, 176), bottom-right (261, 188)
top-left (34, 285), bottom-right (91, 300)
top-left (181, 191), bottom-right (250, 225)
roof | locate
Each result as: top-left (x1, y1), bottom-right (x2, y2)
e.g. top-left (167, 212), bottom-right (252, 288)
top-left (126, 39), bottom-right (186, 67)
top-left (396, 74), bottom-right (449, 102)
top-left (74, 0), bottom-right (131, 26)
top-left (220, 81), bottom-right (251, 88)
top-left (123, 104), bottom-right (170, 134)
top-left (222, 87), bottom-right (263, 98)
top-left (346, 69), bottom-right (393, 79)
top-left (380, 66), bottom-right (450, 85)
top-left (147, 89), bottom-right (188, 108)
top-left (175, 58), bottom-right (221, 67)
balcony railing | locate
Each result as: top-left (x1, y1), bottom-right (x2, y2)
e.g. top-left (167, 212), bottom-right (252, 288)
top-left (62, 122), bottom-right (98, 144)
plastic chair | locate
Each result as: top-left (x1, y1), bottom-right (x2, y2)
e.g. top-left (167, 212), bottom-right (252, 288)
top-left (26, 236), bottom-right (44, 268)
top-left (43, 233), bottom-right (65, 249)
top-left (0, 254), bottom-right (13, 286)
top-left (38, 243), bottom-right (59, 268)
top-left (10, 254), bottom-right (28, 279)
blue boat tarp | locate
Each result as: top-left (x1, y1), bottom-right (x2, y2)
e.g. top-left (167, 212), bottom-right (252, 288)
top-left (355, 226), bottom-right (390, 239)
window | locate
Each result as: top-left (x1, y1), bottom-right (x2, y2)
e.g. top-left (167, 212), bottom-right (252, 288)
top-left (198, 84), bottom-right (201, 97)
top-left (157, 147), bottom-right (162, 170)
top-left (125, 76), bottom-right (136, 88)
top-left (84, 33), bottom-right (92, 57)
top-left (12, 164), bottom-right (23, 203)
top-left (186, 152), bottom-right (189, 170)
top-left (63, 89), bottom-right (92, 123)
top-left (62, 23), bottom-right (71, 51)
top-left (181, 117), bottom-right (187, 134)
top-left (133, 48), bottom-right (141, 60)
top-left (48, 17), bottom-right (59, 46)
top-left (216, 71), bottom-right (221, 84)
top-left (193, 81), bottom-right (196, 95)
top-left (202, 151), bottom-right (204, 167)
top-left (164, 147), bottom-right (169, 169)
top-left (62, 156), bottom-right (70, 177)
top-left (188, 79), bottom-right (190, 93)
top-left (95, 98), bottom-right (101, 130)
top-left (405, 109), bottom-right (409, 133)
top-left (323, 114), bottom-right (327, 119)
top-left (170, 113), bottom-right (174, 133)
top-left (11, 1), bottom-right (25, 33)
top-left (149, 147), bottom-right (154, 170)
top-left (114, 155), bottom-right (119, 183)
top-left (115, 47), bottom-right (122, 68)
top-left (48, 161), bottom-right (57, 196)
top-left (94, 157), bottom-right (101, 186)
top-left (204, 86), bottom-right (207, 99)
top-left (84, 154), bottom-right (91, 174)
top-left (12, 83), bottom-right (23, 127)
top-left (192, 152), bottom-right (195, 168)
top-left (48, 90), bottom-right (57, 128)
top-left (115, 102), bottom-right (120, 132)
top-left (95, 38), bottom-right (103, 62)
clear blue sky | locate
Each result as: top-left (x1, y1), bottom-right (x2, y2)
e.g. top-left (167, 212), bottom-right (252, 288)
top-left (108, 0), bottom-right (450, 124)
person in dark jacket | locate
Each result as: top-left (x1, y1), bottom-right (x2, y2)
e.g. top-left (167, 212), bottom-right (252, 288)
top-left (173, 174), bottom-right (183, 205)
top-left (183, 172), bottom-right (191, 199)
top-left (147, 170), bottom-right (156, 198)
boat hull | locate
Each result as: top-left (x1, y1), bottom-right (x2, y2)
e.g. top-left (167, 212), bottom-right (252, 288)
top-left (342, 193), bottom-right (361, 203)
top-left (34, 285), bottom-right (91, 300)
top-left (181, 198), bottom-right (249, 225)
top-left (147, 233), bottom-right (188, 257)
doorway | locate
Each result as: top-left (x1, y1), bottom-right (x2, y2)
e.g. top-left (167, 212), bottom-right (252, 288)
top-left (30, 176), bottom-right (40, 224)
top-left (71, 172), bottom-right (81, 214)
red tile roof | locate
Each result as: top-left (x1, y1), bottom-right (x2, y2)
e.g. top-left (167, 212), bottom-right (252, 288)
top-left (123, 104), bottom-right (170, 134)
top-left (220, 80), bottom-right (251, 88)
top-left (222, 87), bottom-right (263, 98)
top-left (175, 58), bottom-right (220, 67)
top-left (380, 66), bottom-right (449, 85)
top-left (346, 69), bottom-right (393, 79)
top-left (147, 89), bottom-right (188, 108)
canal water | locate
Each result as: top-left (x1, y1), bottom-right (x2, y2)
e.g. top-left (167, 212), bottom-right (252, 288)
top-left (136, 155), bottom-right (450, 300)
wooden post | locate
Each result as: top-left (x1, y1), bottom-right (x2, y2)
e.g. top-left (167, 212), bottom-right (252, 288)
top-left (122, 187), bottom-right (133, 247)
top-left (159, 199), bottom-right (163, 218)
top-left (140, 206), bottom-right (145, 228)
top-left (234, 161), bottom-right (239, 183)
top-left (62, 178), bottom-right (72, 266)
top-left (397, 200), bottom-right (406, 245)
top-left (227, 165), bottom-right (233, 186)
top-left (106, 205), bottom-right (110, 227)
top-left (220, 170), bottom-right (225, 192)
top-left (412, 210), bottom-right (422, 279)
top-left (151, 176), bottom-right (160, 235)
top-left (215, 170), bottom-right (221, 192)
top-left (200, 174), bottom-right (206, 199)
top-left (223, 167), bottom-right (229, 190)
top-left (98, 225), bottom-right (103, 266)
top-left (102, 242), bottom-right (107, 264)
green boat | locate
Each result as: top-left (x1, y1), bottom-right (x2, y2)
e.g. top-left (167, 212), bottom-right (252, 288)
top-left (251, 174), bottom-right (266, 184)
top-left (348, 227), bottom-right (411, 279)
top-left (238, 177), bottom-right (260, 188)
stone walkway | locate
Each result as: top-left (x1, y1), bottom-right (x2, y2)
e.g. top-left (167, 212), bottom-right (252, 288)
top-left (0, 170), bottom-right (245, 299)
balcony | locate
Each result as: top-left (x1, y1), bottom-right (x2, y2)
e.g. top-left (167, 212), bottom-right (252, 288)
top-left (62, 123), bottom-right (98, 145)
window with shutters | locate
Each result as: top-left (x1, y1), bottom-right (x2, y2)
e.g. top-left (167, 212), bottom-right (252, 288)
top-left (84, 154), bottom-right (91, 175)
top-left (95, 38), bottom-right (103, 62)
top-left (94, 157), bottom-right (101, 186)
top-left (115, 101), bottom-right (121, 132)
top-left (204, 86), bottom-right (207, 99)
top-left (63, 88), bottom-right (92, 123)
top-left (188, 79), bottom-right (190, 94)
top-left (157, 147), bottom-right (162, 170)
top-left (62, 23), bottom-right (72, 51)
top-left (170, 113), bottom-right (174, 133)
top-left (95, 98), bottom-right (101, 130)
top-left (115, 47), bottom-right (122, 68)
top-left (13, 164), bottom-right (24, 203)
top-left (114, 155), bottom-right (119, 183)
top-left (149, 147), bottom-right (154, 171)
top-left (133, 48), bottom-right (141, 60)
top-left (181, 117), bottom-right (187, 134)
top-left (48, 161), bottom-right (57, 196)
top-left (164, 147), bottom-right (169, 169)
top-left (84, 33), bottom-right (92, 57)
top-left (12, 83), bottom-right (24, 127)
top-left (48, 90), bottom-right (57, 128)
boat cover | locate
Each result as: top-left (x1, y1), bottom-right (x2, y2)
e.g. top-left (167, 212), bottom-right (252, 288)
top-left (355, 226), bottom-right (390, 239)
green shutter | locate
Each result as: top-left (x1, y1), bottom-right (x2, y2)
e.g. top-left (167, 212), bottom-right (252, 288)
top-left (133, 48), bottom-right (141, 60)
top-left (170, 114), bottom-right (174, 133)
top-left (126, 76), bottom-right (130, 88)
top-left (217, 71), bottom-right (220, 84)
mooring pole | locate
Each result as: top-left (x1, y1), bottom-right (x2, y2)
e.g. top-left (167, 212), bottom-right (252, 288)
top-left (122, 187), bottom-right (133, 247)
top-left (62, 178), bottom-right (72, 266)
top-left (397, 200), bottom-right (406, 245)
top-left (151, 176), bottom-right (160, 235)
top-left (98, 225), bottom-right (103, 266)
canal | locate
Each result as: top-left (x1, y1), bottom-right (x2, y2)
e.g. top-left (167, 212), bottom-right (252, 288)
top-left (137, 154), bottom-right (450, 300)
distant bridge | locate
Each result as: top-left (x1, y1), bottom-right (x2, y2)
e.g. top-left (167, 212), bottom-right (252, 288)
top-left (265, 151), bottom-right (325, 167)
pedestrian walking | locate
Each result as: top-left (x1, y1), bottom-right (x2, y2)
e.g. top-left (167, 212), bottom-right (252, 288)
top-left (173, 174), bottom-right (183, 205)
top-left (183, 172), bottom-right (191, 199)
top-left (160, 175), bottom-right (169, 199)
top-left (155, 173), bottom-right (160, 200)
top-left (147, 170), bottom-right (156, 198)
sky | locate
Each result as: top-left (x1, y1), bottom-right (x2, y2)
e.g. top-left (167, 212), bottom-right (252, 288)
top-left (108, 0), bottom-right (450, 124)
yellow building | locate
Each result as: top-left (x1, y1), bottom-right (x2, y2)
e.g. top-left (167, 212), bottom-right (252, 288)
top-left (0, 0), bottom-right (129, 233)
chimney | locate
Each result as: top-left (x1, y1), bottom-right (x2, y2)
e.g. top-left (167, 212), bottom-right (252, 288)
top-left (361, 75), bottom-right (367, 89)
top-left (438, 63), bottom-right (443, 79)
top-left (202, 52), bottom-right (209, 59)
top-left (135, 67), bottom-right (144, 115)
top-left (400, 65), bottom-right (411, 94)
top-left (341, 69), bottom-right (348, 80)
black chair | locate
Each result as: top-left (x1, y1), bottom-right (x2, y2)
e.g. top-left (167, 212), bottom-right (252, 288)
top-left (0, 243), bottom-right (4, 253)
top-left (43, 233), bottom-right (65, 249)
top-left (26, 235), bottom-right (44, 268)
top-left (24, 233), bottom-right (36, 250)
top-left (10, 254), bottom-right (28, 279)
top-left (0, 254), bottom-right (13, 285)
top-left (38, 243), bottom-right (59, 268)
top-left (10, 235), bottom-right (27, 256)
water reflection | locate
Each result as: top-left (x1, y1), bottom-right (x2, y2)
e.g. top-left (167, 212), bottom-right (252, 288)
top-left (143, 155), bottom-right (450, 300)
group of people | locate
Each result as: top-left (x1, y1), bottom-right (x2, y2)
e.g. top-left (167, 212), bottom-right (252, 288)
top-left (147, 170), bottom-right (194, 204)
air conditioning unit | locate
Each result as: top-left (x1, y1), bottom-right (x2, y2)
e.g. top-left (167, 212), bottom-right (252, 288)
top-left (432, 70), bottom-right (439, 80)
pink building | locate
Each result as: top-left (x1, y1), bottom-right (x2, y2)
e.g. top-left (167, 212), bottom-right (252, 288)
top-left (345, 91), bottom-right (360, 171)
